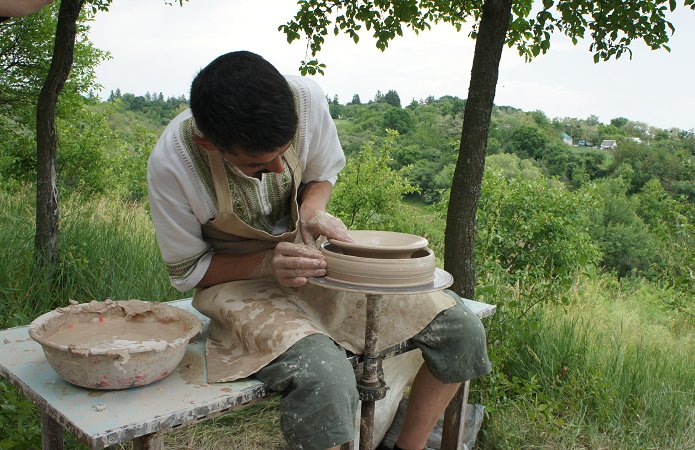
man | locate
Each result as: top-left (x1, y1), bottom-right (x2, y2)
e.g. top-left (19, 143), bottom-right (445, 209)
top-left (148, 51), bottom-right (491, 450)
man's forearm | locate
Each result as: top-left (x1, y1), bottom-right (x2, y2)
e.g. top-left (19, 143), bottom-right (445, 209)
top-left (196, 250), bottom-right (271, 288)
top-left (299, 180), bottom-right (333, 219)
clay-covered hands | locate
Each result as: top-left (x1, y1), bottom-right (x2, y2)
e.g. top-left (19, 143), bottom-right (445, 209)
top-left (261, 242), bottom-right (327, 287)
top-left (299, 210), bottom-right (354, 248)
top-left (261, 210), bottom-right (353, 287)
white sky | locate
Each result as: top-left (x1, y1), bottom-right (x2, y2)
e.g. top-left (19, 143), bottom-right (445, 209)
top-left (88, 0), bottom-right (695, 131)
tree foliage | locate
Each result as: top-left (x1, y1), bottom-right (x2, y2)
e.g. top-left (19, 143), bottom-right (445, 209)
top-left (477, 170), bottom-right (600, 288)
top-left (281, 0), bottom-right (694, 74)
top-left (329, 130), bottom-right (418, 229)
top-left (0, 4), bottom-right (107, 145)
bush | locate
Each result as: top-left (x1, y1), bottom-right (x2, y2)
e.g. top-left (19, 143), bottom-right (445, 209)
top-left (583, 176), bottom-right (692, 281)
top-left (329, 130), bottom-right (418, 229)
top-left (474, 170), bottom-right (600, 293)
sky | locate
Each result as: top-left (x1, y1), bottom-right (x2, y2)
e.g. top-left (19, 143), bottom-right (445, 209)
top-left (88, 0), bottom-right (695, 131)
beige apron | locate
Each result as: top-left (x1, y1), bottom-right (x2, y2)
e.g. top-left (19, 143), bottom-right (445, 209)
top-left (193, 146), bottom-right (455, 383)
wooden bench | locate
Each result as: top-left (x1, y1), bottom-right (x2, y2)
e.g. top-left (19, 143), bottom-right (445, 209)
top-left (0, 298), bottom-right (496, 450)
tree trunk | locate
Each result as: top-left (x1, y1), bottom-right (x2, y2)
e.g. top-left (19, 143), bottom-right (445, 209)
top-left (443, 0), bottom-right (512, 299)
top-left (35, 0), bottom-right (84, 268)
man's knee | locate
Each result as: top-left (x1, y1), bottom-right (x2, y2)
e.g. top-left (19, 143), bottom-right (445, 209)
top-left (412, 293), bottom-right (492, 383)
top-left (256, 334), bottom-right (358, 449)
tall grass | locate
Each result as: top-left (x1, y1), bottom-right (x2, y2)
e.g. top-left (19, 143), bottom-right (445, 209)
top-left (477, 273), bottom-right (695, 449)
top-left (0, 188), bottom-right (188, 328)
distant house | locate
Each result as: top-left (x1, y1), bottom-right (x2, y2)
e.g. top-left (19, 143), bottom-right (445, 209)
top-left (561, 132), bottom-right (573, 145)
top-left (600, 139), bottom-right (618, 150)
top-left (628, 137), bottom-right (643, 144)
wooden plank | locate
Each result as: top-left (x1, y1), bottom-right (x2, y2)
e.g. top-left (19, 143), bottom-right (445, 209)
top-left (41, 411), bottom-right (64, 450)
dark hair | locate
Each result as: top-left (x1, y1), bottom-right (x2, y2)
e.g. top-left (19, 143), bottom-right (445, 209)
top-left (190, 51), bottom-right (297, 154)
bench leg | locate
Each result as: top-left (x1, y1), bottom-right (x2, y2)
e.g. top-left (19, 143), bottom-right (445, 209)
top-left (40, 411), bottom-right (64, 450)
top-left (132, 432), bottom-right (164, 450)
top-left (440, 380), bottom-right (470, 450)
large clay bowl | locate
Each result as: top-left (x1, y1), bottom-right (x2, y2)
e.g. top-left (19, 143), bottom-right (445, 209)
top-left (29, 300), bottom-right (202, 390)
top-left (328, 230), bottom-right (428, 259)
top-left (320, 242), bottom-right (436, 287)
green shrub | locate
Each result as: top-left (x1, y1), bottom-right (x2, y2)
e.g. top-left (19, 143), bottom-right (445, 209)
top-left (329, 130), bottom-right (418, 229)
top-left (475, 170), bottom-right (600, 293)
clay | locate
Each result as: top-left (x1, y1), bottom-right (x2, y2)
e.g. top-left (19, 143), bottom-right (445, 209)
top-left (320, 242), bottom-right (436, 287)
top-left (328, 230), bottom-right (428, 259)
top-left (29, 300), bottom-right (202, 390)
top-left (50, 317), bottom-right (183, 350)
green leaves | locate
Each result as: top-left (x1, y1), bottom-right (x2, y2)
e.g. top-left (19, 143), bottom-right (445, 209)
top-left (471, 170), bottom-right (601, 290)
top-left (280, 1), bottom-right (477, 73)
top-left (298, 59), bottom-right (326, 76)
top-left (0, 381), bottom-right (40, 450)
top-left (282, 0), bottom-right (688, 72)
top-left (330, 130), bottom-right (418, 229)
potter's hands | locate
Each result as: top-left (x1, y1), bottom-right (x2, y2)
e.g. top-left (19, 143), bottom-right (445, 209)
top-left (299, 210), bottom-right (354, 248)
top-left (259, 242), bottom-right (327, 287)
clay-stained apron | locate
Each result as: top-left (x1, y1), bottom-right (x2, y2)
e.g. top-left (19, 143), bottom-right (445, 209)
top-left (193, 146), bottom-right (454, 383)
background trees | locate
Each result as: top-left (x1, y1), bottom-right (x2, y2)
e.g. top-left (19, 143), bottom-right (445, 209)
top-left (327, 93), bottom-right (693, 302)
top-left (281, 0), bottom-right (695, 299)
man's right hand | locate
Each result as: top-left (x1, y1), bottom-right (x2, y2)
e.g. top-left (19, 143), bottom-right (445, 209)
top-left (263, 242), bottom-right (327, 287)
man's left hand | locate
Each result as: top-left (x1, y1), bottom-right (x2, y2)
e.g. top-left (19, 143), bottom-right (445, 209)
top-left (300, 210), bottom-right (353, 247)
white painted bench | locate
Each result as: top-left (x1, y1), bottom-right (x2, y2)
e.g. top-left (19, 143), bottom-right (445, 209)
top-left (0, 298), bottom-right (495, 450)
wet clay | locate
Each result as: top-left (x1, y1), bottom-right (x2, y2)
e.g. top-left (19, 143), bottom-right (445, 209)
top-left (29, 300), bottom-right (202, 389)
top-left (31, 300), bottom-right (198, 354)
top-left (48, 318), bottom-right (185, 352)
top-left (321, 243), bottom-right (436, 287)
top-left (328, 230), bottom-right (428, 258)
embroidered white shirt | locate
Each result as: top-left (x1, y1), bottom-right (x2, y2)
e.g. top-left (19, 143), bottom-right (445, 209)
top-left (147, 76), bottom-right (345, 291)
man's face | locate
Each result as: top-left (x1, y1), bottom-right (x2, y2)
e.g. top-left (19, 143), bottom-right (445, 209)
top-left (221, 142), bottom-right (291, 178)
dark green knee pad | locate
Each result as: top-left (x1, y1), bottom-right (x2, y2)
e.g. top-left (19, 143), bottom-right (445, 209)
top-left (411, 290), bottom-right (492, 383)
top-left (256, 334), bottom-right (358, 449)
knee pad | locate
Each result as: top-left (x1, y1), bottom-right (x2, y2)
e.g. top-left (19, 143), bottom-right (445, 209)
top-left (413, 298), bottom-right (492, 383)
top-left (257, 334), bottom-right (359, 449)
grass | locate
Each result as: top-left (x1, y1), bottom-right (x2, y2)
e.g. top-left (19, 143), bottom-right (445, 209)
top-left (104, 400), bottom-right (286, 450)
top-left (476, 273), bottom-right (694, 449)
top-left (164, 400), bottom-right (286, 450)
top-left (0, 188), bottom-right (188, 328)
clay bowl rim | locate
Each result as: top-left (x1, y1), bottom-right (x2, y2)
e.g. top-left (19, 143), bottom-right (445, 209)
top-left (29, 300), bottom-right (202, 355)
top-left (321, 242), bottom-right (434, 263)
top-left (327, 230), bottom-right (429, 256)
